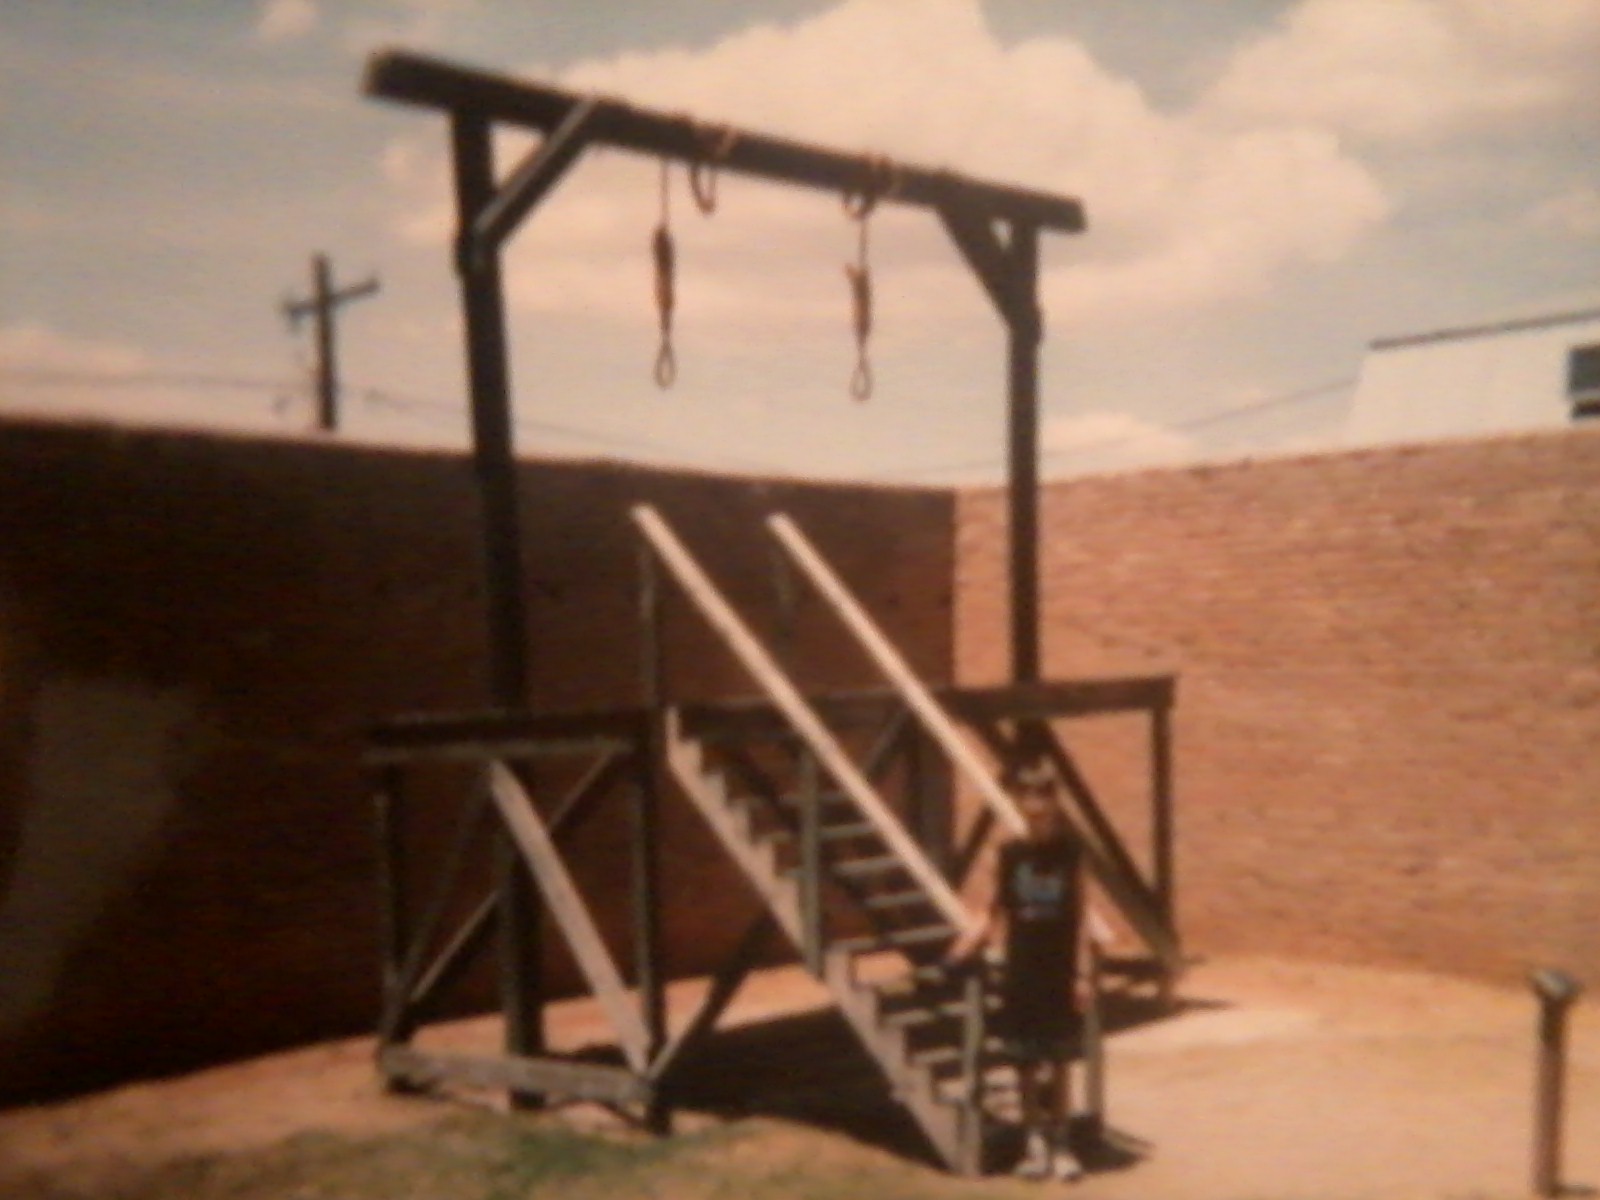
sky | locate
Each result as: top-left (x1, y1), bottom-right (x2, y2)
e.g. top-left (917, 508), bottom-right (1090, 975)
top-left (1, 0), bottom-right (1597, 483)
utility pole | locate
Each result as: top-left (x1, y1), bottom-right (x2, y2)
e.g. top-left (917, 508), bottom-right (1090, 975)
top-left (282, 253), bottom-right (380, 431)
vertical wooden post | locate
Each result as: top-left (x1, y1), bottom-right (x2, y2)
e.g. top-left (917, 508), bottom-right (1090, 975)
top-left (311, 254), bottom-right (338, 431)
top-left (958, 963), bottom-right (986, 1176)
top-left (637, 542), bottom-right (669, 1131)
top-left (629, 758), bottom-right (667, 1119)
top-left (373, 766), bottom-right (408, 1045)
top-left (905, 727), bottom-right (953, 872)
top-left (1083, 939), bottom-right (1106, 1137)
top-left (1151, 703), bottom-right (1174, 926)
top-left (450, 113), bottom-right (531, 710)
top-left (450, 112), bottom-right (544, 1088)
top-left (799, 747), bottom-right (824, 976)
top-left (1004, 221), bottom-right (1042, 687)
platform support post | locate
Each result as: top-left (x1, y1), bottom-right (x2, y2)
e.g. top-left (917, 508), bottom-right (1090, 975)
top-left (373, 766), bottom-right (408, 1044)
top-left (450, 109), bottom-right (543, 1090)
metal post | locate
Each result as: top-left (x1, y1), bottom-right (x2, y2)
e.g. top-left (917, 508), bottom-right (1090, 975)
top-left (1004, 221), bottom-right (1042, 686)
top-left (1531, 968), bottom-right (1582, 1198)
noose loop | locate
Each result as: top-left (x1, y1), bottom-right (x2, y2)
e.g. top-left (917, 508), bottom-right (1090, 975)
top-left (688, 122), bottom-right (738, 215)
top-left (840, 156), bottom-right (900, 402)
top-left (844, 197), bottom-right (874, 402)
top-left (652, 159), bottom-right (677, 389)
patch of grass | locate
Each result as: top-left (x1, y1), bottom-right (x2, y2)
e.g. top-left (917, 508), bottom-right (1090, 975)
top-left (1, 1109), bottom-right (1036, 1200)
top-left (0, 1111), bottom-right (730, 1200)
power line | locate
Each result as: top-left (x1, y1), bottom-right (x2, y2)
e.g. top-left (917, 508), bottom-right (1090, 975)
top-left (0, 366), bottom-right (302, 392)
top-left (881, 374), bottom-right (1358, 480)
top-left (357, 385), bottom-right (784, 474)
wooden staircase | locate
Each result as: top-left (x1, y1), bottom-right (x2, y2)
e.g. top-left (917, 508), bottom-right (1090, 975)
top-left (665, 716), bottom-right (1000, 1172)
top-left (634, 502), bottom-right (1180, 1173)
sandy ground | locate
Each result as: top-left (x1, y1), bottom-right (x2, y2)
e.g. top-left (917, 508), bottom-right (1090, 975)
top-left (1, 956), bottom-right (1596, 1198)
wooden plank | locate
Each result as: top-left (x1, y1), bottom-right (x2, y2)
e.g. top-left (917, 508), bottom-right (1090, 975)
top-left (366, 708), bottom-right (647, 764)
top-left (381, 789), bottom-right (493, 1044)
top-left (373, 767), bottom-right (407, 1040)
top-left (767, 511), bottom-right (1030, 841)
top-left (678, 690), bottom-right (901, 741)
top-left (1151, 705), bottom-right (1175, 928)
top-left (487, 761), bottom-right (652, 1071)
top-left (669, 676), bottom-right (1176, 745)
top-left (368, 735), bottom-right (635, 766)
top-left (380, 1046), bottom-right (648, 1106)
top-left (548, 747), bottom-right (629, 839)
top-left (944, 677), bottom-right (1175, 721)
top-left (407, 892), bottom-right (498, 1018)
top-left (366, 52), bottom-right (1086, 233)
top-left (647, 912), bottom-right (777, 1086)
top-left (798, 748), bottom-right (824, 975)
top-left (1004, 220), bottom-right (1042, 686)
top-left (629, 760), bottom-right (666, 1061)
top-left (632, 504), bottom-right (974, 938)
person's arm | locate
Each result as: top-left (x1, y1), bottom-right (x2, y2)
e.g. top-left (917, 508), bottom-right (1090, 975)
top-left (946, 844), bottom-right (1007, 964)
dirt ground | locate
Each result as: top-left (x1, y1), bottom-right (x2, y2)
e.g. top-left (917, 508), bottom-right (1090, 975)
top-left (2, 956), bottom-right (1596, 1199)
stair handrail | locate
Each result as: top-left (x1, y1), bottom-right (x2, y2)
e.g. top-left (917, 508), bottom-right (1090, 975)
top-left (767, 510), bottom-right (1136, 953)
top-left (767, 511), bottom-right (1030, 840)
top-left (631, 504), bottom-right (977, 938)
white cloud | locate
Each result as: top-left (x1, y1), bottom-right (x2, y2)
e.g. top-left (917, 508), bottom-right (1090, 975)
top-left (1040, 411), bottom-right (1194, 474)
top-left (0, 323), bottom-right (151, 375)
top-left (1200, 0), bottom-right (1600, 144)
top-left (0, 324), bottom-right (308, 433)
top-left (255, 0), bottom-right (319, 45)
top-left (379, 0), bottom-right (1391, 337)
top-left (1527, 185), bottom-right (1600, 238)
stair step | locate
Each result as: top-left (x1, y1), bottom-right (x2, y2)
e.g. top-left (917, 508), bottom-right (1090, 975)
top-left (774, 789), bottom-right (856, 813)
top-left (832, 924), bottom-right (954, 955)
top-left (880, 996), bottom-right (996, 1030)
top-left (909, 1038), bottom-right (1006, 1072)
top-left (767, 820), bottom-right (879, 847)
top-left (1100, 953), bottom-right (1168, 981)
top-left (784, 853), bottom-right (906, 881)
top-left (861, 888), bottom-right (931, 912)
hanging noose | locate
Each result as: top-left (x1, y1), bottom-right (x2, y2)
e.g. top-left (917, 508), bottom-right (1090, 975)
top-left (688, 122), bottom-right (738, 215)
top-left (653, 159), bottom-right (677, 389)
top-left (844, 196), bottom-right (874, 402)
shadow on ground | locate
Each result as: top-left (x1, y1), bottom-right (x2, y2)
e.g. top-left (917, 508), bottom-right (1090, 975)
top-left (604, 989), bottom-right (1224, 1174)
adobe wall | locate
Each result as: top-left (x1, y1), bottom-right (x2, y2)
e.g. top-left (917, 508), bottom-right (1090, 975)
top-left (0, 416), bottom-right (953, 1104)
top-left (956, 428), bottom-right (1600, 986)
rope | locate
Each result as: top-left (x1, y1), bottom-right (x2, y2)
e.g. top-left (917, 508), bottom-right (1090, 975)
top-left (653, 159), bottom-right (676, 388)
top-left (838, 154), bottom-right (901, 401)
top-left (845, 207), bottom-right (873, 402)
top-left (688, 122), bottom-right (738, 215)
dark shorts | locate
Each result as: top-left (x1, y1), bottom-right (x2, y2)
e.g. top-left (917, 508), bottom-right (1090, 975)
top-left (1002, 1030), bottom-right (1075, 1064)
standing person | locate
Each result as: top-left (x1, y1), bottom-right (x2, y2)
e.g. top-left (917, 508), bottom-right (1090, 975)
top-left (948, 761), bottom-right (1087, 1181)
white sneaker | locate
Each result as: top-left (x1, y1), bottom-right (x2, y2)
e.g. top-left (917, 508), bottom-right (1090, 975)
top-left (1051, 1145), bottom-right (1085, 1183)
top-left (1014, 1130), bottom-right (1052, 1180)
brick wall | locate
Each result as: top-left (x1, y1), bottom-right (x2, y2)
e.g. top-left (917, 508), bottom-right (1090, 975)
top-left (956, 428), bottom-right (1600, 985)
top-left (0, 416), bottom-right (953, 1104)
